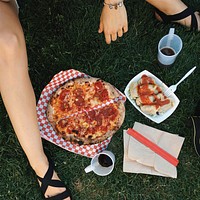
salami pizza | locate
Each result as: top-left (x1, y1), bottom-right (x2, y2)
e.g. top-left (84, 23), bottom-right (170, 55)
top-left (47, 77), bottom-right (125, 145)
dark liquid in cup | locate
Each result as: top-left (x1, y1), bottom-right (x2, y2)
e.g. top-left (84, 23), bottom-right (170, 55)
top-left (98, 154), bottom-right (113, 167)
top-left (161, 47), bottom-right (175, 56)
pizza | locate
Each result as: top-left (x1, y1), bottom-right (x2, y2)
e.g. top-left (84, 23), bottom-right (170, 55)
top-left (47, 77), bottom-right (125, 145)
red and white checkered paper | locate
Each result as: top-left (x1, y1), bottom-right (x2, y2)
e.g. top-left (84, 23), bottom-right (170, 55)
top-left (36, 69), bottom-right (126, 158)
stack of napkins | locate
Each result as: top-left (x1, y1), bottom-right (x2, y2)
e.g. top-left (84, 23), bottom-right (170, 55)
top-left (123, 122), bottom-right (185, 178)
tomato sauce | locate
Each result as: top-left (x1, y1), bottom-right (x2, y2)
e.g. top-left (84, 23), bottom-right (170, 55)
top-left (141, 74), bottom-right (155, 84)
top-left (137, 75), bottom-right (170, 108)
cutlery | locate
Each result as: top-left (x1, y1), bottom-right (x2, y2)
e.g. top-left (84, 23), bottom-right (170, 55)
top-left (164, 66), bottom-right (196, 97)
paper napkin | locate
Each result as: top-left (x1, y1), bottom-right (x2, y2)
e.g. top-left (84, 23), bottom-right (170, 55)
top-left (123, 122), bottom-right (185, 178)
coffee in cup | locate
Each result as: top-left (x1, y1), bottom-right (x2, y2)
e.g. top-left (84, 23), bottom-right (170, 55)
top-left (84, 150), bottom-right (115, 176)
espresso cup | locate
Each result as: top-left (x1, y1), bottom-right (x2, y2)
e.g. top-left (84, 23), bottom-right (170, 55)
top-left (84, 150), bottom-right (115, 176)
top-left (157, 28), bottom-right (183, 67)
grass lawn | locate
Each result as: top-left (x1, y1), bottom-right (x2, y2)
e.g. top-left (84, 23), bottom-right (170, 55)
top-left (0, 0), bottom-right (200, 199)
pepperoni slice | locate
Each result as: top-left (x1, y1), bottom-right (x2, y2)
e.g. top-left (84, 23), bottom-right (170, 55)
top-left (94, 81), bottom-right (104, 91)
top-left (74, 95), bottom-right (85, 106)
top-left (74, 88), bottom-right (84, 96)
top-left (100, 106), bottom-right (113, 117)
top-left (95, 116), bottom-right (102, 126)
top-left (60, 102), bottom-right (70, 111)
top-left (59, 89), bottom-right (70, 101)
top-left (99, 89), bottom-right (109, 101)
top-left (88, 110), bottom-right (96, 119)
top-left (100, 126), bottom-right (108, 132)
top-left (100, 105), bottom-right (118, 121)
top-left (94, 81), bottom-right (109, 101)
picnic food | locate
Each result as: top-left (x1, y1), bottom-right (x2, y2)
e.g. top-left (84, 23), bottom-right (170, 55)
top-left (47, 77), bottom-right (125, 145)
top-left (129, 74), bottom-right (173, 115)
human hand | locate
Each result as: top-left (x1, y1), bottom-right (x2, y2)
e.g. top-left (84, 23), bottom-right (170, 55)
top-left (98, 1), bottom-right (128, 44)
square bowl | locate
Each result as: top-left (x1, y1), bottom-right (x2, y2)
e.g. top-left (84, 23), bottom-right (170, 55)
top-left (124, 70), bottom-right (180, 124)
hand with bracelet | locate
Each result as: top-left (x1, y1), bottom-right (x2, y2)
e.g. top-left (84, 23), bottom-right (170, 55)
top-left (98, 0), bottom-right (128, 44)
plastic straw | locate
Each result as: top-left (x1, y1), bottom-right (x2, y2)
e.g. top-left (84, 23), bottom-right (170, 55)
top-left (127, 128), bottom-right (179, 167)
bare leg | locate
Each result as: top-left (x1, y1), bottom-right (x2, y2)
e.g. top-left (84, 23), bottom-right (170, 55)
top-left (0, 1), bottom-right (70, 199)
top-left (146, 0), bottom-right (200, 30)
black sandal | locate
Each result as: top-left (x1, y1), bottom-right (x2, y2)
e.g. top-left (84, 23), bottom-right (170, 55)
top-left (155, 7), bottom-right (199, 31)
top-left (190, 116), bottom-right (200, 156)
top-left (37, 157), bottom-right (72, 200)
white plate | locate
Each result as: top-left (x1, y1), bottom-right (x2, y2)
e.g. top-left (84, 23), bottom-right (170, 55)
top-left (124, 70), bottom-right (180, 124)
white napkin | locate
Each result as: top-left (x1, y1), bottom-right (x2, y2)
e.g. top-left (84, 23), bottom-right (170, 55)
top-left (123, 122), bottom-right (185, 178)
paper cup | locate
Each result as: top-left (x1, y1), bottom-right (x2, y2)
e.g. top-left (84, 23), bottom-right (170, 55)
top-left (157, 32), bottom-right (183, 67)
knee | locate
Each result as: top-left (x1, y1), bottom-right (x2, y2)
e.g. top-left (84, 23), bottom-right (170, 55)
top-left (0, 30), bottom-right (23, 59)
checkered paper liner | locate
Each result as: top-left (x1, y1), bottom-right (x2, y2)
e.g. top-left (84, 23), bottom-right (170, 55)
top-left (36, 69), bottom-right (126, 158)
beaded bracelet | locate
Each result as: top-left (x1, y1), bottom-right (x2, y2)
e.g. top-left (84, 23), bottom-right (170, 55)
top-left (103, 1), bottom-right (123, 10)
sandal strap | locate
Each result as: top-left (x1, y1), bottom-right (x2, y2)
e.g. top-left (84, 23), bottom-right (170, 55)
top-left (37, 157), bottom-right (54, 194)
top-left (191, 12), bottom-right (198, 31)
top-left (36, 157), bottom-right (72, 199)
top-left (155, 7), bottom-right (198, 31)
top-left (191, 116), bottom-right (200, 157)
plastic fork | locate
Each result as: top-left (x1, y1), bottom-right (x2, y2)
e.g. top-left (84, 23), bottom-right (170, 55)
top-left (164, 66), bottom-right (196, 97)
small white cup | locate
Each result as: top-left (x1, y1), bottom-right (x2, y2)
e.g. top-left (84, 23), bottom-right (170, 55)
top-left (84, 150), bottom-right (115, 176)
top-left (157, 28), bottom-right (183, 67)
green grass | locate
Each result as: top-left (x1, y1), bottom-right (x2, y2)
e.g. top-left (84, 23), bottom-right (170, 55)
top-left (1, 0), bottom-right (200, 199)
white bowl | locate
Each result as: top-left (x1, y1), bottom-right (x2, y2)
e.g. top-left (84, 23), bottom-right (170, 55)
top-left (124, 70), bottom-right (180, 123)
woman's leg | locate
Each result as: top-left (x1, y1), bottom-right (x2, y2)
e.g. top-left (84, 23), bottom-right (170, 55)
top-left (146, 0), bottom-right (200, 30)
top-left (0, 1), bottom-right (70, 199)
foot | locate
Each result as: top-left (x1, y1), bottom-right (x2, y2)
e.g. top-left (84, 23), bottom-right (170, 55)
top-left (37, 171), bottom-right (71, 200)
top-left (34, 158), bottom-right (71, 200)
top-left (155, 10), bottom-right (200, 31)
top-left (152, 0), bottom-right (200, 30)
